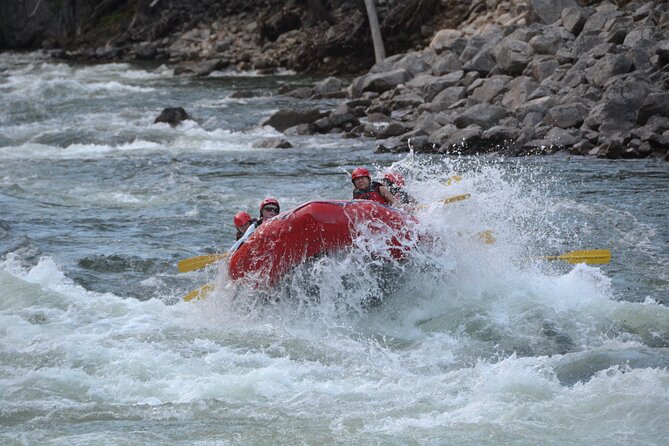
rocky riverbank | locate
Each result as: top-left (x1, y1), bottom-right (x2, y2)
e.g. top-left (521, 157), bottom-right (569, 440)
top-left (262, 0), bottom-right (669, 160)
top-left (2, 0), bottom-right (667, 160)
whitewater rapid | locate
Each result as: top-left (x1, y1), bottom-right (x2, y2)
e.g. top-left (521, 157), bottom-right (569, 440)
top-left (1, 52), bottom-right (668, 445)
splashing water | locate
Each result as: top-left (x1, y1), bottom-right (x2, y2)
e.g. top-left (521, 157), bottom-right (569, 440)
top-left (1, 55), bottom-right (667, 444)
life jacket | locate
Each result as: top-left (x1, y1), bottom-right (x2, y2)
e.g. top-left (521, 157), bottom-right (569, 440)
top-left (353, 181), bottom-right (388, 204)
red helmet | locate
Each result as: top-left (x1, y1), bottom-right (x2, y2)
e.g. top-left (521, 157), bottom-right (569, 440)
top-left (351, 167), bottom-right (370, 183)
top-left (259, 197), bottom-right (280, 214)
top-left (233, 211), bottom-right (252, 228)
top-left (384, 172), bottom-right (405, 187)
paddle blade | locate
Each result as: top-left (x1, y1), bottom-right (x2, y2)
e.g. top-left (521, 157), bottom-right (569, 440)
top-left (417, 193), bottom-right (472, 210)
top-left (441, 175), bottom-right (463, 186)
top-left (177, 253), bottom-right (228, 273)
top-left (441, 193), bottom-right (471, 204)
top-left (183, 283), bottom-right (215, 302)
top-left (545, 249), bottom-right (611, 265)
top-left (477, 230), bottom-right (496, 245)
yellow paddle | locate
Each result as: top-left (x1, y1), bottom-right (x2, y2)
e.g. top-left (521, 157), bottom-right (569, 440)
top-left (543, 249), bottom-right (611, 265)
top-left (441, 193), bottom-right (470, 204)
top-left (441, 175), bottom-right (463, 186)
top-left (177, 253), bottom-right (228, 273)
top-left (418, 193), bottom-right (471, 210)
top-left (477, 230), bottom-right (496, 244)
top-left (183, 283), bottom-right (215, 302)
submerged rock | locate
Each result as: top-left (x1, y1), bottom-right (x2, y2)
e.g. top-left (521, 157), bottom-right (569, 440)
top-left (154, 107), bottom-right (190, 127)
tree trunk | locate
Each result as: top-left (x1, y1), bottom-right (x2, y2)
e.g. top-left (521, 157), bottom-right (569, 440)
top-left (363, 0), bottom-right (385, 63)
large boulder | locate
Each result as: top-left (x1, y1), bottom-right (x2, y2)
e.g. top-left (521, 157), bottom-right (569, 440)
top-left (494, 39), bottom-right (536, 75)
top-left (361, 69), bottom-right (413, 94)
top-left (454, 104), bottom-right (507, 129)
top-left (262, 108), bottom-right (327, 132)
top-left (598, 76), bottom-right (651, 139)
top-left (545, 103), bottom-right (589, 128)
top-left (530, 0), bottom-right (579, 24)
top-left (584, 53), bottom-right (633, 87)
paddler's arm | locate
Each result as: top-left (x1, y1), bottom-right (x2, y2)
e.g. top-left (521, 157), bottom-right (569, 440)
top-left (228, 222), bottom-right (257, 253)
top-left (379, 185), bottom-right (397, 206)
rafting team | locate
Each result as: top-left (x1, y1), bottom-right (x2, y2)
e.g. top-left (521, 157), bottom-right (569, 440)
top-left (229, 168), bottom-right (416, 252)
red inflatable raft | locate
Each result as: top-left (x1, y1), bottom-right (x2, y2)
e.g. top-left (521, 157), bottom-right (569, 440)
top-left (228, 200), bottom-right (418, 287)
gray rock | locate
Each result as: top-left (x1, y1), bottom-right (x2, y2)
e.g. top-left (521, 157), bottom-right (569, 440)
top-left (598, 75), bottom-right (651, 137)
top-left (470, 76), bottom-right (512, 103)
top-left (637, 93), bottom-right (669, 125)
top-left (366, 103), bottom-right (392, 116)
top-left (582, 9), bottom-right (623, 34)
top-left (405, 74), bottom-right (439, 90)
top-left (366, 121), bottom-right (411, 139)
top-left (528, 85), bottom-right (555, 101)
top-left (252, 137), bottom-right (293, 149)
top-left (328, 104), bottom-right (360, 128)
top-left (649, 132), bottom-right (669, 153)
top-left (460, 31), bottom-right (503, 62)
top-left (154, 107), bottom-right (190, 127)
top-left (527, 57), bottom-right (560, 82)
top-left (432, 52), bottom-right (465, 75)
top-left (596, 138), bottom-right (625, 159)
top-left (515, 96), bottom-right (558, 121)
top-left (368, 54), bottom-right (405, 74)
top-left (530, 0), bottom-right (578, 24)
top-left (134, 42), bottom-right (157, 60)
top-left (523, 111), bottom-right (545, 127)
top-left (573, 32), bottom-right (605, 56)
top-left (429, 124), bottom-right (459, 145)
top-left (313, 77), bottom-right (344, 96)
top-left (546, 103), bottom-right (589, 129)
top-left (544, 127), bottom-right (578, 147)
top-left (454, 104), bottom-right (507, 129)
top-left (432, 86), bottom-right (467, 104)
top-left (283, 86), bottom-right (314, 99)
top-left (311, 116), bottom-right (334, 133)
top-left (361, 69), bottom-right (413, 93)
top-left (262, 108), bottom-right (326, 132)
top-left (561, 7), bottom-right (595, 36)
top-left (412, 113), bottom-right (442, 135)
top-left (657, 40), bottom-right (669, 64)
top-left (585, 53), bottom-right (633, 87)
top-left (393, 52), bottom-right (432, 76)
top-left (461, 71), bottom-right (481, 87)
top-left (495, 39), bottom-right (536, 75)
top-left (633, 2), bottom-right (657, 21)
top-left (623, 28), bottom-right (655, 48)
top-left (391, 93), bottom-right (425, 110)
top-left (422, 71), bottom-right (465, 101)
top-left (529, 28), bottom-right (574, 55)
top-left (481, 125), bottom-right (522, 144)
top-left (442, 125), bottom-right (483, 153)
top-left (429, 29), bottom-right (466, 54)
top-left (465, 48), bottom-right (497, 75)
top-left (283, 124), bottom-right (312, 136)
top-left (502, 77), bottom-right (540, 110)
top-left (628, 41), bottom-right (656, 71)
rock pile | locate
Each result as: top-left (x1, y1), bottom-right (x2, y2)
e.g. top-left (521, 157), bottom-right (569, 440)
top-left (265, 0), bottom-right (669, 160)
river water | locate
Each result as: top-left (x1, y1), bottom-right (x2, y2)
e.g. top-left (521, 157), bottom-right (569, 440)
top-left (1, 52), bottom-right (668, 445)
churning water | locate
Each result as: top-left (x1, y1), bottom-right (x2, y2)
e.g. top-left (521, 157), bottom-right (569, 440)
top-left (1, 52), bottom-right (668, 445)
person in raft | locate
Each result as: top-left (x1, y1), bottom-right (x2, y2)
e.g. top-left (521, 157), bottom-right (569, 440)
top-left (381, 172), bottom-right (417, 206)
top-left (351, 167), bottom-right (397, 205)
top-left (233, 211), bottom-right (256, 241)
top-left (228, 198), bottom-right (281, 253)
top-left (257, 197), bottom-right (280, 225)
